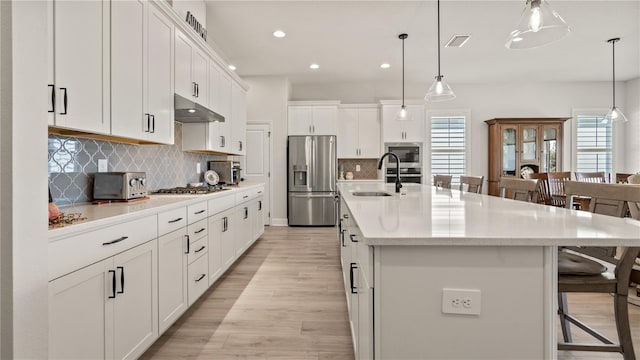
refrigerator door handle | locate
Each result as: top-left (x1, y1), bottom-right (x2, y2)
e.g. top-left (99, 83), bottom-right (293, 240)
top-left (289, 193), bottom-right (336, 198)
top-left (309, 136), bottom-right (315, 189)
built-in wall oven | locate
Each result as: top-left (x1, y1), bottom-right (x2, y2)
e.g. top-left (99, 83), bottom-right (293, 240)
top-left (385, 143), bottom-right (423, 184)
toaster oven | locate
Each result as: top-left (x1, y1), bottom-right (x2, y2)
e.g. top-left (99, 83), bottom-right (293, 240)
top-left (93, 172), bottom-right (148, 200)
top-left (208, 161), bottom-right (241, 185)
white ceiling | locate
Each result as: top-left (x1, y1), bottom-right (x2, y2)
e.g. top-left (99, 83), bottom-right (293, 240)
top-left (204, 1), bottom-right (640, 86)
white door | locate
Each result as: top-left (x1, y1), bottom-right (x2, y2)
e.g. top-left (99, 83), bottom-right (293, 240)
top-left (157, 228), bottom-right (188, 334)
top-left (338, 108), bottom-right (358, 158)
top-left (358, 108), bottom-right (381, 158)
top-left (288, 106), bottom-right (313, 135)
top-left (244, 123), bottom-right (271, 225)
top-left (312, 106), bottom-right (338, 135)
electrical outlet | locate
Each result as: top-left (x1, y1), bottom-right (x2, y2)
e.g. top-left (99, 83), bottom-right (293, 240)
top-left (442, 288), bottom-right (481, 315)
top-left (196, 163), bottom-right (201, 174)
top-left (356, 164), bottom-right (361, 172)
top-left (98, 159), bottom-right (108, 172)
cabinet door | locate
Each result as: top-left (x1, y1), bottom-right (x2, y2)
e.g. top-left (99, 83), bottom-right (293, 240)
top-left (217, 71), bottom-right (232, 120)
top-left (187, 254), bottom-right (209, 306)
top-left (192, 49), bottom-right (208, 107)
top-left (158, 228), bottom-right (188, 334)
top-left (208, 214), bottom-right (224, 284)
top-left (49, 258), bottom-right (113, 360)
top-left (350, 262), bottom-right (360, 357)
top-left (254, 198), bottom-right (265, 241)
top-left (234, 205), bottom-right (251, 255)
top-left (174, 31), bottom-right (194, 99)
top-left (231, 83), bottom-right (247, 155)
top-left (288, 106), bottom-right (313, 135)
top-left (381, 105), bottom-right (405, 142)
top-left (338, 108), bottom-right (358, 158)
top-left (357, 266), bottom-right (372, 360)
top-left (110, 0), bottom-right (144, 140)
top-left (147, 5), bottom-right (174, 145)
top-left (402, 105), bottom-right (425, 142)
top-left (207, 64), bottom-right (225, 152)
top-left (501, 125), bottom-right (518, 177)
top-left (357, 108), bottom-right (380, 158)
top-left (113, 240), bottom-right (158, 360)
top-left (220, 212), bottom-right (236, 270)
top-left (53, 0), bottom-right (107, 133)
top-left (519, 125), bottom-right (538, 165)
top-left (312, 106), bottom-right (338, 135)
top-left (541, 124), bottom-right (561, 173)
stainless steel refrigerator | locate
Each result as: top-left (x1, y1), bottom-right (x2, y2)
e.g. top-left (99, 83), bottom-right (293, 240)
top-left (287, 135), bottom-right (337, 226)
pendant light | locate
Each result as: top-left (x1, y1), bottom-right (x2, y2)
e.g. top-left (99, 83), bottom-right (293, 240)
top-left (602, 37), bottom-right (628, 124)
top-left (505, 0), bottom-right (570, 49)
top-left (425, 0), bottom-right (455, 102)
top-left (396, 33), bottom-right (411, 121)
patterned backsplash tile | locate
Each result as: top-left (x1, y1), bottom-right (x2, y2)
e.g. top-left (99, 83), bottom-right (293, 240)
top-left (338, 158), bottom-right (380, 180)
top-left (49, 123), bottom-right (225, 205)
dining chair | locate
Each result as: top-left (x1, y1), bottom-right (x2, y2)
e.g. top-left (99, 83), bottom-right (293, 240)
top-left (616, 173), bottom-right (633, 184)
top-left (548, 171), bottom-right (571, 207)
top-left (575, 171), bottom-right (607, 183)
top-left (558, 181), bottom-right (640, 359)
top-left (524, 172), bottom-right (552, 205)
top-left (433, 175), bottom-right (452, 189)
top-left (459, 175), bottom-right (484, 194)
top-left (498, 177), bottom-right (539, 203)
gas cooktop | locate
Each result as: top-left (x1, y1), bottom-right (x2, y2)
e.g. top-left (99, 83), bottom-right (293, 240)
top-left (152, 185), bottom-right (229, 195)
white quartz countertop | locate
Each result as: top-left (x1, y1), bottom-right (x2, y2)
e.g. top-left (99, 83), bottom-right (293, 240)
top-left (339, 182), bottom-right (640, 246)
top-left (49, 182), bottom-right (264, 241)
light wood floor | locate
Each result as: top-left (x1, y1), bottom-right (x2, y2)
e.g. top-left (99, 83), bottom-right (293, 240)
top-left (142, 226), bottom-right (640, 360)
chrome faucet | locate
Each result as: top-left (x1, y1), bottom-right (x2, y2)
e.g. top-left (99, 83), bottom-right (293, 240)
top-left (378, 152), bottom-right (402, 193)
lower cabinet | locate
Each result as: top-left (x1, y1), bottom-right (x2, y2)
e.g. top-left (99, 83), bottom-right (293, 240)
top-left (158, 227), bottom-right (188, 334)
top-left (252, 197), bottom-right (265, 241)
top-left (234, 204), bottom-right (251, 255)
top-left (49, 240), bottom-right (158, 360)
top-left (208, 209), bottom-right (233, 283)
top-left (187, 253), bottom-right (209, 306)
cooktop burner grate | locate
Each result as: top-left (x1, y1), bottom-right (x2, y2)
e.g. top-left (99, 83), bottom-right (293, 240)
top-left (152, 185), bottom-right (229, 195)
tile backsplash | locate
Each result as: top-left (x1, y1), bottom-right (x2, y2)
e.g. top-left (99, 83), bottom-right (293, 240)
top-left (338, 159), bottom-right (380, 180)
top-left (49, 123), bottom-right (224, 205)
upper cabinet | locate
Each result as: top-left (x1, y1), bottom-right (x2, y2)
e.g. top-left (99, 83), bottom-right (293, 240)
top-left (230, 83), bottom-right (247, 155)
top-left (337, 105), bottom-right (380, 158)
top-left (111, 1), bottom-right (174, 144)
top-left (380, 103), bottom-right (424, 143)
top-left (175, 30), bottom-right (209, 107)
top-left (288, 102), bottom-right (339, 135)
top-left (485, 117), bottom-right (569, 196)
top-left (49, 0), bottom-right (109, 134)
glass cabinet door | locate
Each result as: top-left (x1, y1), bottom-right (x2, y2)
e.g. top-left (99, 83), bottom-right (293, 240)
top-left (542, 126), bottom-right (559, 173)
top-left (520, 126), bottom-right (538, 162)
top-left (502, 126), bottom-right (517, 176)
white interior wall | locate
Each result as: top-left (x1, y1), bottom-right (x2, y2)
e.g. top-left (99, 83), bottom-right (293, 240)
top-left (624, 78), bottom-right (640, 173)
top-left (172, 0), bottom-right (206, 28)
top-left (0, 1), bottom-right (8, 357)
top-left (244, 76), bottom-right (290, 225)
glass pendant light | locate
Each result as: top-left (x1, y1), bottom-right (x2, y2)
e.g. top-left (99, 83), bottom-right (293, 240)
top-left (603, 37), bottom-right (628, 124)
top-left (425, 0), bottom-right (455, 102)
top-left (396, 33), bottom-right (412, 121)
top-left (506, 0), bottom-right (570, 49)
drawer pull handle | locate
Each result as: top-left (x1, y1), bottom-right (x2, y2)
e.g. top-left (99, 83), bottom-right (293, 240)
top-left (168, 217), bottom-right (183, 224)
top-left (194, 228), bottom-right (206, 234)
top-left (102, 236), bottom-right (128, 246)
top-left (194, 210), bottom-right (206, 215)
top-left (194, 245), bottom-right (206, 253)
top-left (117, 266), bottom-right (124, 294)
top-left (349, 263), bottom-right (358, 294)
top-left (185, 235), bottom-right (190, 254)
top-left (243, 195), bottom-right (249, 199)
top-left (108, 270), bottom-right (116, 299)
top-left (350, 234), bottom-right (358, 243)
top-left (258, 191), bottom-right (263, 194)
top-left (195, 274), bottom-right (206, 282)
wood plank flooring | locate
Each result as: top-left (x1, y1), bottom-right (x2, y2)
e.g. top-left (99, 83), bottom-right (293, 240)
top-left (142, 226), bottom-right (640, 359)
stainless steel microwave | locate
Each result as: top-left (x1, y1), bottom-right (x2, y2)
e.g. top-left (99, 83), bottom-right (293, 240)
top-left (385, 143), bottom-right (422, 168)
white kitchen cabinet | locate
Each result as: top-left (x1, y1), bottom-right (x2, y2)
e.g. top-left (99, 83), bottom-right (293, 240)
top-left (381, 104), bottom-right (425, 143)
top-left (219, 208), bottom-right (237, 271)
top-left (208, 213), bottom-right (224, 284)
top-left (157, 227), bottom-right (188, 334)
top-left (187, 253), bottom-right (209, 306)
top-left (234, 204), bottom-right (251, 256)
top-left (338, 105), bottom-right (380, 158)
top-left (175, 30), bottom-right (208, 104)
top-left (252, 197), bottom-right (265, 242)
top-left (288, 103), bottom-right (339, 135)
top-left (50, 0), bottom-right (109, 134)
top-left (206, 63), bottom-right (231, 152)
top-left (111, 1), bottom-right (174, 144)
top-left (231, 83), bottom-right (247, 155)
top-left (49, 240), bottom-right (158, 360)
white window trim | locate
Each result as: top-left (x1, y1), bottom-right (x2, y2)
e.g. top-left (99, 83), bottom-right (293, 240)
top-left (571, 108), bottom-right (618, 176)
top-left (425, 109), bottom-right (471, 183)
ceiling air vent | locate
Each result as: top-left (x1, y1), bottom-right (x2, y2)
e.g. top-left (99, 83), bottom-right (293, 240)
top-left (445, 35), bottom-right (470, 48)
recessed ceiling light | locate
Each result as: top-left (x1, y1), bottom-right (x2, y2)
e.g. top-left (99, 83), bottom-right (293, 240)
top-left (188, 109), bottom-right (196, 113)
top-left (228, 64), bottom-right (236, 70)
top-left (512, 37), bottom-right (523, 42)
top-left (273, 30), bottom-right (286, 38)
top-left (445, 34), bottom-right (471, 48)
top-left (309, 63), bottom-right (319, 69)
top-left (380, 63), bottom-right (390, 69)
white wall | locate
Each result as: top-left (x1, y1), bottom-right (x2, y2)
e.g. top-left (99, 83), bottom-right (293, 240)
top-left (172, 0), bottom-right (206, 28)
top-left (0, 0), bottom-right (8, 356)
top-left (244, 76), bottom-right (291, 225)
top-left (624, 78), bottom-right (640, 172)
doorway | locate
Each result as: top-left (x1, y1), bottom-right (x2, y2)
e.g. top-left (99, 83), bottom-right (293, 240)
top-left (243, 123), bottom-right (272, 225)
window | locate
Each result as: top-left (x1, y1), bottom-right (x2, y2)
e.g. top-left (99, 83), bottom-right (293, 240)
top-left (430, 115), bottom-right (466, 185)
top-left (575, 114), bottom-right (612, 178)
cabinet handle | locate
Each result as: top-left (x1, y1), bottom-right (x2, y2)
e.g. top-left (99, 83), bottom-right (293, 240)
top-left (145, 113), bottom-right (150, 132)
top-left (194, 245), bottom-right (206, 253)
top-left (341, 229), bottom-right (347, 247)
top-left (309, 125), bottom-right (312, 133)
top-left (102, 236), bottom-right (128, 246)
top-left (194, 210), bottom-right (206, 215)
top-left (350, 234), bottom-right (358, 243)
top-left (195, 227), bottom-right (206, 234)
top-left (349, 263), bottom-right (358, 294)
top-left (185, 234), bottom-right (190, 254)
top-left (168, 217), bottom-right (183, 224)
top-left (195, 83), bottom-right (199, 98)
top-left (117, 266), bottom-right (124, 294)
top-left (243, 195), bottom-right (249, 199)
top-left (258, 191), bottom-right (263, 194)
top-left (150, 114), bottom-right (155, 133)
top-left (60, 87), bottom-right (68, 115)
top-left (221, 136), bottom-right (225, 147)
top-left (195, 274), bottom-right (206, 282)
top-left (343, 214), bottom-right (349, 219)
top-left (108, 270), bottom-right (116, 299)
top-left (239, 141), bottom-right (243, 151)
top-left (192, 82), bottom-right (197, 97)
top-left (223, 217), bottom-right (228, 232)
top-left (258, 201), bottom-right (262, 211)
top-left (48, 84), bottom-right (55, 113)
top-left (312, 125), bottom-right (315, 133)
top-left (244, 207), bottom-right (248, 219)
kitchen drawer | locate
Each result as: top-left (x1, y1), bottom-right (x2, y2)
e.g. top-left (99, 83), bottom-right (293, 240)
top-left (187, 254), bottom-right (209, 306)
top-left (187, 219), bottom-right (208, 242)
top-left (208, 193), bottom-right (235, 215)
top-left (187, 201), bottom-right (208, 224)
top-left (236, 187), bottom-right (263, 204)
top-left (187, 236), bottom-right (207, 264)
top-left (49, 215), bottom-right (157, 280)
top-left (158, 207), bottom-right (187, 236)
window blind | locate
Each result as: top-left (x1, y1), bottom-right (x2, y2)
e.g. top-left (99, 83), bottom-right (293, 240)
top-left (431, 116), bottom-right (465, 185)
top-left (575, 115), bottom-right (612, 177)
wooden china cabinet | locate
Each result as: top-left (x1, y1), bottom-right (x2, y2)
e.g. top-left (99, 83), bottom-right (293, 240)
top-left (485, 117), bottom-right (569, 196)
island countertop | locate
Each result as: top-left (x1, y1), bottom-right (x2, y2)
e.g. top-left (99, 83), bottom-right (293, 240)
top-left (338, 182), bottom-right (640, 246)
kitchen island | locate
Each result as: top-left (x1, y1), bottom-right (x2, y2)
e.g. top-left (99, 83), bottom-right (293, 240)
top-left (338, 182), bottom-right (640, 360)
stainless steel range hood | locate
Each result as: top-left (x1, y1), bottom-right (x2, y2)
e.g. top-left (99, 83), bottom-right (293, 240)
top-left (174, 93), bottom-right (225, 123)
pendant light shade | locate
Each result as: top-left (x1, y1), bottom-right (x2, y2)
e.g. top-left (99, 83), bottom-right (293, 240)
top-left (505, 0), bottom-right (570, 49)
top-left (425, 0), bottom-right (455, 102)
top-left (396, 34), bottom-right (412, 121)
top-left (602, 37), bottom-right (628, 124)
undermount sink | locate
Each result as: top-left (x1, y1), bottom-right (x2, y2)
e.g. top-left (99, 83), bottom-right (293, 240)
top-left (351, 191), bottom-right (393, 197)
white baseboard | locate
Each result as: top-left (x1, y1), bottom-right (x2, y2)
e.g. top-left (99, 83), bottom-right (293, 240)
top-left (271, 218), bottom-right (288, 226)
